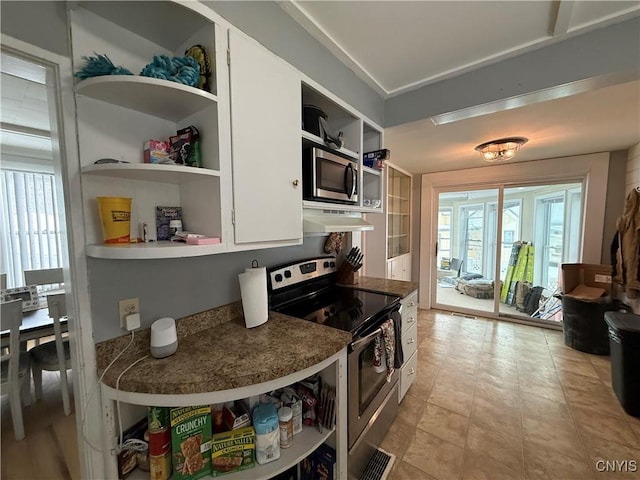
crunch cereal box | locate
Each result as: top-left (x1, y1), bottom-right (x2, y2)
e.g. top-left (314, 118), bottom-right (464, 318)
top-left (170, 406), bottom-right (212, 480)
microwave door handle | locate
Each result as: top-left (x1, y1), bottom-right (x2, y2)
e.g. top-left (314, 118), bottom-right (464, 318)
top-left (344, 163), bottom-right (356, 199)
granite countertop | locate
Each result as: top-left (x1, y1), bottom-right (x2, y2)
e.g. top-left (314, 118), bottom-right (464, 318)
top-left (346, 276), bottom-right (419, 299)
top-left (96, 306), bottom-right (351, 395)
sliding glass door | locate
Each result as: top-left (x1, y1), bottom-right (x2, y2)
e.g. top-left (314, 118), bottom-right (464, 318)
top-left (434, 182), bottom-right (583, 324)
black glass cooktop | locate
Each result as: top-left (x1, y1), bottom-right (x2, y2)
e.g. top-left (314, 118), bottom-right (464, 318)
top-left (272, 286), bottom-right (400, 337)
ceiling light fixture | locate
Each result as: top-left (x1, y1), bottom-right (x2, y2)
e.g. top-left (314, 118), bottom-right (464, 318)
top-left (474, 137), bottom-right (528, 163)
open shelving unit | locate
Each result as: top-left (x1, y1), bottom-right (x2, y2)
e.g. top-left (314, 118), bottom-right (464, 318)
top-left (71, 2), bottom-right (226, 259)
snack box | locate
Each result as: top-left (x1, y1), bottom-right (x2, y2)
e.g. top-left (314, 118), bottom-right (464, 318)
top-left (363, 149), bottom-right (389, 169)
top-left (210, 426), bottom-right (256, 477)
top-left (223, 402), bottom-right (251, 431)
top-left (170, 406), bottom-right (212, 480)
top-left (144, 140), bottom-right (172, 164)
top-left (300, 443), bottom-right (336, 480)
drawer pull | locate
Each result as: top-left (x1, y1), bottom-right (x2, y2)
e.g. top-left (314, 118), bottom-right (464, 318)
top-left (407, 317), bottom-right (415, 324)
top-left (407, 338), bottom-right (415, 344)
top-left (409, 302), bottom-right (416, 307)
top-left (408, 368), bottom-right (415, 376)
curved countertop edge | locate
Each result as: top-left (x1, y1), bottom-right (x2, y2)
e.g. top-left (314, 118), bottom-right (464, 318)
top-left (344, 276), bottom-right (419, 299)
top-left (101, 348), bottom-right (346, 406)
top-left (98, 312), bottom-right (351, 396)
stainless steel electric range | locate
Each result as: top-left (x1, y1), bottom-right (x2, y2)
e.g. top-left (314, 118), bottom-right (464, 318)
top-left (268, 256), bottom-right (403, 479)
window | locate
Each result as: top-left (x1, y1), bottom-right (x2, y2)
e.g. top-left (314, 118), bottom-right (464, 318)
top-left (437, 207), bottom-right (452, 268)
top-left (1, 52), bottom-right (61, 288)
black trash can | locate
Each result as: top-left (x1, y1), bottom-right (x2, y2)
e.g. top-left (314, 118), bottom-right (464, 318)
top-left (604, 312), bottom-right (640, 417)
top-left (561, 296), bottom-right (626, 355)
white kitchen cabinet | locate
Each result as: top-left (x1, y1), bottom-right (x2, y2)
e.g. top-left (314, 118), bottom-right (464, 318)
top-left (399, 289), bottom-right (418, 402)
top-left (388, 253), bottom-right (412, 281)
top-left (71, 1), bottom-right (231, 260)
top-left (227, 29), bottom-right (302, 246)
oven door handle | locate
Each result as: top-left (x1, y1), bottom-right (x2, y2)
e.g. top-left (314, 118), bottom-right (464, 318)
top-left (349, 326), bottom-right (382, 352)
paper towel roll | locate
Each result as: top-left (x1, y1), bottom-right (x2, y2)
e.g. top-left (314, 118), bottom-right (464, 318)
top-left (238, 267), bottom-right (268, 328)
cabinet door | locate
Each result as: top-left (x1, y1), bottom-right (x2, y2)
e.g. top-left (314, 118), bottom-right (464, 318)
top-left (228, 29), bottom-right (302, 244)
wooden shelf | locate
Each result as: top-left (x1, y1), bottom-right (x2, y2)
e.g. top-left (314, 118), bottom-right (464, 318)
top-left (301, 130), bottom-right (359, 160)
top-left (75, 76), bottom-right (218, 121)
top-left (86, 241), bottom-right (225, 259)
top-left (82, 163), bottom-right (220, 184)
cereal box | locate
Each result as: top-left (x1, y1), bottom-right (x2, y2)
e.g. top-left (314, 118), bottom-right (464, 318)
top-left (170, 406), bottom-right (212, 480)
top-left (210, 426), bottom-right (255, 477)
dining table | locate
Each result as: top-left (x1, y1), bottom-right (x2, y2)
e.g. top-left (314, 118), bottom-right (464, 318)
top-left (0, 305), bottom-right (68, 349)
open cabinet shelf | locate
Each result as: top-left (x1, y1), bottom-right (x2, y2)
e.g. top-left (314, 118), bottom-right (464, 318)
top-left (82, 163), bottom-right (221, 183)
top-left (75, 76), bottom-right (218, 122)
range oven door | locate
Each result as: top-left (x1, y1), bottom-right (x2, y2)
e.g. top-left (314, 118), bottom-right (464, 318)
top-left (303, 146), bottom-right (358, 204)
top-left (347, 309), bottom-right (401, 450)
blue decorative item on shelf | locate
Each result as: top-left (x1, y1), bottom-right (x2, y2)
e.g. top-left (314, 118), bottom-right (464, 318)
top-left (139, 55), bottom-right (200, 87)
top-left (74, 53), bottom-right (133, 79)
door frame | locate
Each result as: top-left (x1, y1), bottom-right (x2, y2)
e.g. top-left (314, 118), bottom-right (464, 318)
top-left (1, 34), bottom-right (100, 477)
top-left (420, 153), bottom-right (609, 318)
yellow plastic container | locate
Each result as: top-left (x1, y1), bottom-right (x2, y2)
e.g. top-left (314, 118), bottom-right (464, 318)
top-left (96, 197), bottom-right (132, 244)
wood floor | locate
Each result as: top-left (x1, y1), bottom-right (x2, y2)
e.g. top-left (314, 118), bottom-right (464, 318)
top-left (1, 371), bottom-right (80, 480)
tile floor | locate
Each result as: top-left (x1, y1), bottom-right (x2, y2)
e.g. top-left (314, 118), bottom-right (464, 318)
top-left (382, 309), bottom-right (640, 480)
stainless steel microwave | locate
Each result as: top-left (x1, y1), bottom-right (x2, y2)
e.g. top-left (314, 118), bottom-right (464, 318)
top-left (302, 145), bottom-right (358, 204)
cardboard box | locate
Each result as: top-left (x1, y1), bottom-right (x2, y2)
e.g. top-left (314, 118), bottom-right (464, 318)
top-left (170, 406), bottom-right (212, 480)
top-left (300, 443), bottom-right (336, 480)
top-left (210, 426), bottom-right (255, 477)
top-left (561, 263), bottom-right (612, 302)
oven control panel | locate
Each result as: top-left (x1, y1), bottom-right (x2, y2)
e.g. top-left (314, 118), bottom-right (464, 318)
top-left (268, 257), bottom-right (336, 290)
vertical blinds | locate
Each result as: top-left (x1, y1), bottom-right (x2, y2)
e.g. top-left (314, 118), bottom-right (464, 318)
top-left (1, 169), bottom-right (62, 288)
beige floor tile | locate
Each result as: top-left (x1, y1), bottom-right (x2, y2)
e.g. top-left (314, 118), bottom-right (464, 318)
top-left (592, 364), bottom-right (612, 387)
top-left (418, 402), bottom-right (470, 448)
top-left (475, 368), bottom-right (519, 389)
top-left (589, 354), bottom-right (612, 368)
top-left (389, 460), bottom-right (438, 480)
top-left (474, 382), bottom-right (520, 411)
top-left (407, 371), bottom-right (436, 400)
top-left (570, 405), bottom-right (639, 448)
top-left (549, 344), bottom-right (594, 362)
top-left (519, 379), bottom-right (567, 403)
top-left (435, 367), bottom-right (477, 389)
top-left (437, 356), bottom-right (480, 378)
top-left (520, 390), bottom-right (572, 421)
top-left (466, 422), bottom-right (524, 473)
top-left (399, 389), bottom-right (427, 419)
top-left (557, 369), bottom-right (607, 393)
top-left (564, 386), bottom-right (627, 419)
top-left (523, 440), bottom-right (595, 480)
top-left (585, 435), bottom-right (640, 480)
top-left (403, 429), bottom-right (465, 480)
top-left (427, 380), bottom-right (475, 417)
top-left (555, 357), bottom-right (600, 378)
top-left (470, 395), bottom-right (522, 438)
top-left (461, 450), bottom-right (526, 480)
top-left (517, 359), bottom-right (558, 378)
top-left (380, 414), bottom-right (417, 460)
top-left (522, 415), bottom-right (589, 461)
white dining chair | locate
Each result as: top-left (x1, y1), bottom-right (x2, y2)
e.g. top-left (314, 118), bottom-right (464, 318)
top-left (29, 293), bottom-right (72, 415)
top-left (1, 299), bottom-right (32, 440)
top-left (24, 267), bottom-right (64, 296)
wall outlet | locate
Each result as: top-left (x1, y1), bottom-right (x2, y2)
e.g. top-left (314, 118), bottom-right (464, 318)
top-left (119, 298), bottom-right (140, 329)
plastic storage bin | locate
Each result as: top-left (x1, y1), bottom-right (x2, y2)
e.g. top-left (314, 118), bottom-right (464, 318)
top-left (604, 312), bottom-right (640, 417)
top-left (561, 297), bottom-right (627, 355)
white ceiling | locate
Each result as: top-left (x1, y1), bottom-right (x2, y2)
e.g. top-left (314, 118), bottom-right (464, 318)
top-left (281, 1), bottom-right (640, 174)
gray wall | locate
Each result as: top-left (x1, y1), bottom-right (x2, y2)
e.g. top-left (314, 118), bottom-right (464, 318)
top-left (601, 150), bottom-right (629, 264)
top-left (206, 1), bottom-right (384, 125)
top-left (385, 17), bottom-right (640, 127)
top-left (89, 237), bottom-right (332, 342)
top-left (0, 1), bottom-right (70, 57)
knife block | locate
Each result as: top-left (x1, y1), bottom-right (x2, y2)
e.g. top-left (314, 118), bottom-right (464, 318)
top-left (336, 262), bottom-right (359, 285)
